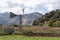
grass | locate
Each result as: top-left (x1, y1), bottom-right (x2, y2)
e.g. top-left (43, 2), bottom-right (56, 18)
top-left (0, 35), bottom-right (60, 40)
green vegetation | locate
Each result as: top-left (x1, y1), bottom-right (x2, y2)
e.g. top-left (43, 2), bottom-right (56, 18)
top-left (4, 28), bottom-right (15, 35)
top-left (48, 20), bottom-right (53, 27)
top-left (8, 24), bottom-right (18, 27)
top-left (0, 35), bottom-right (60, 40)
top-left (52, 21), bottom-right (60, 27)
top-left (33, 9), bottom-right (60, 27)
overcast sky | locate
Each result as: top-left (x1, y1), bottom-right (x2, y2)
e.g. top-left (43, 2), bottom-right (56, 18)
top-left (0, 0), bottom-right (60, 15)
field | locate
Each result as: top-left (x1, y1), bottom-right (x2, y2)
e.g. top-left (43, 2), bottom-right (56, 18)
top-left (0, 26), bottom-right (60, 40)
top-left (0, 35), bottom-right (60, 40)
top-left (22, 26), bottom-right (60, 33)
top-left (1, 26), bottom-right (60, 34)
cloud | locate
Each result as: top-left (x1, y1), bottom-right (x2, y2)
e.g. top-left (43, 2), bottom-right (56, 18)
top-left (0, 0), bottom-right (60, 14)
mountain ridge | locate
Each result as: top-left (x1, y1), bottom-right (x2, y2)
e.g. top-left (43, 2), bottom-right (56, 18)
top-left (0, 12), bottom-right (43, 25)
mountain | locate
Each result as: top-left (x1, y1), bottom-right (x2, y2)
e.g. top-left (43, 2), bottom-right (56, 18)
top-left (24, 12), bottom-right (43, 25)
top-left (0, 12), bottom-right (10, 25)
top-left (0, 12), bottom-right (43, 25)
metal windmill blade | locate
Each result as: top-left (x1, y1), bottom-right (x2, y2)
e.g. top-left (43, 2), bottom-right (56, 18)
top-left (10, 12), bottom-right (17, 18)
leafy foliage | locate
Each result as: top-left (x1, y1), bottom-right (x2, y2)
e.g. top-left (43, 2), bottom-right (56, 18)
top-left (4, 28), bottom-right (15, 35)
top-left (33, 9), bottom-right (60, 27)
top-left (52, 21), bottom-right (60, 27)
top-left (33, 20), bottom-right (39, 25)
top-left (48, 20), bottom-right (53, 27)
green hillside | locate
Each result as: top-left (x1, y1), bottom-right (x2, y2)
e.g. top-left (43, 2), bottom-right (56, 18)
top-left (33, 9), bottom-right (60, 27)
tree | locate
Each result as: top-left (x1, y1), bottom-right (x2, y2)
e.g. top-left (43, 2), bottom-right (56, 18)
top-left (52, 21), bottom-right (60, 27)
top-left (33, 20), bottom-right (39, 25)
top-left (48, 20), bottom-right (53, 27)
top-left (33, 9), bottom-right (60, 27)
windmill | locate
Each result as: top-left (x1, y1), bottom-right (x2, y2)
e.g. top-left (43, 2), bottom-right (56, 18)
top-left (18, 2), bottom-right (25, 31)
top-left (10, 0), bottom-right (25, 31)
top-left (19, 2), bottom-right (25, 26)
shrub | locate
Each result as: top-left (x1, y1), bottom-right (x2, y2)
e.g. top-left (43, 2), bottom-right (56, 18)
top-left (8, 24), bottom-right (18, 27)
top-left (48, 20), bottom-right (53, 27)
top-left (14, 25), bottom-right (18, 27)
top-left (33, 20), bottom-right (39, 25)
top-left (21, 30), bottom-right (33, 35)
top-left (52, 21), bottom-right (60, 27)
top-left (4, 28), bottom-right (15, 35)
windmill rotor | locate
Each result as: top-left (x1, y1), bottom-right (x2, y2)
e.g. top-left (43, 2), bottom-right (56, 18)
top-left (10, 12), bottom-right (17, 18)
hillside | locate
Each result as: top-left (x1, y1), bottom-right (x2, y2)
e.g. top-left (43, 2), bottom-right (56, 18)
top-left (0, 12), bottom-right (10, 25)
top-left (33, 9), bottom-right (60, 27)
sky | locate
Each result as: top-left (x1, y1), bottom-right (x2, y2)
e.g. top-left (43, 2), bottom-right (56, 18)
top-left (0, 0), bottom-right (60, 15)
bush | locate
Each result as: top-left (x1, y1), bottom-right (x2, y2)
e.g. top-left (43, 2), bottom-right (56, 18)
top-left (48, 20), bottom-right (53, 27)
top-left (33, 20), bottom-right (39, 25)
top-left (4, 28), bottom-right (15, 35)
top-left (8, 24), bottom-right (18, 27)
top-left (52, 21), bottom-right (60, 27)
top-left (21, 30), bottom-right (33, 35)
top-left (14, 25), bottom-right (18, 27)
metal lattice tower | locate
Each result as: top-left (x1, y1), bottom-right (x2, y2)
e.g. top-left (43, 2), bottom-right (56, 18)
top-left (19, 1), bottom-right (25, 30)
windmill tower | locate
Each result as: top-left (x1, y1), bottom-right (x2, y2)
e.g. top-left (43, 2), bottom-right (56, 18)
top-left (19, 1), bottom-right (25, 30)
top-left (10, 0), bottom-right (25, 31)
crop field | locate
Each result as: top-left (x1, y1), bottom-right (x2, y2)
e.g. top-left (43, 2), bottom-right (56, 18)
top-left (22, 26), bottom-right (60, 33)
top-left (0, 35), bottom-right (60, 40)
